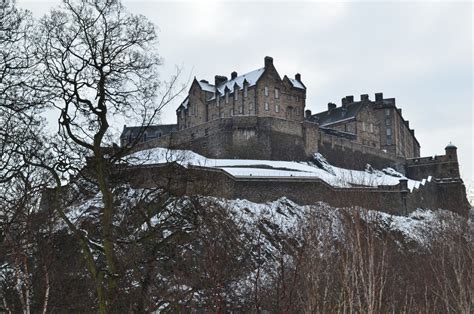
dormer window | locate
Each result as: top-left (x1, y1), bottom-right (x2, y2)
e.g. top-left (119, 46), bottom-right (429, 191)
top-left (264, 86), bottom-right (269, 96)
top-left (275, 88), bottom-right (279, 99)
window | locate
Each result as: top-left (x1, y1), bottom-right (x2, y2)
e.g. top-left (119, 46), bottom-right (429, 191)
top-left (229, 108), bottom-right (234, 116)
top-left (225, 91), bottom-right (229, 104)
top-left (385, 109), bottom-right (390, 116)
top-left (362, 122), bottom-right (366, 132)
top-left (387, 137), bottom-right (392, 145)
top-left (234, 88), bottom-right (238, 101)
top-left (250, 103), bottom-right (254, 110)
top-left (143, 132), bottom-right (147, 142)
top-left (216, 95), bottom-right (220, 107)
top-left (275, 88), bottom-right (279, 99)
top-left (239, 105), bottom-right (243, 114)
top-left (275, 104), bottom-right (280, 113)
top-left (387, 128), bottom-right (392, 136)
top-left (369, 123), bottom-right (374, 133)
top-left (385, 119), bottom-right (391, 126)
top-left (264, 86), bottom-right (269, 96)
top-left (244, 85), bottom-right (248, 97)
top-left (264, 102), bottom-right (269, 111)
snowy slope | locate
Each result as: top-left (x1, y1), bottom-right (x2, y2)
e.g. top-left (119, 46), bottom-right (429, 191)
top-left (467, 180), bottom-right (474, 207)
top-left (128, 148), bottom-right (425, 190)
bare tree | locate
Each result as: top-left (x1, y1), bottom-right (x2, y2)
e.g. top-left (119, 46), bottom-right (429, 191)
top-left (28, 0), bottom-right (184, 311)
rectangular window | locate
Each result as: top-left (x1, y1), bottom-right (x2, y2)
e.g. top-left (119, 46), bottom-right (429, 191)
top-left (387, 136), bottom-right (392, 145)
top-left (229, 108), bottom-right (233, 116)
top-left (244, 85), bottom-right (248, 97)
top-left (385, 119), bottom-right (391, 126)
top-left (216, 95), bottom-right (220, 107)
top-left (362, 122), bottom-right (366, 132)
top-left (239, 105), bottom-right (243, 114)
top-left (275, 104), bottom-right (280, 113)
top-left (275, 88), bottom-right (279, 99)
top-left (264, 102), bottom-right (269, 111)
top-left (234, 89), bottom-right (238, 101)
top-left (385, 109), bottom-right (390, 116)
top-left (369, 123), bottom-right (374, 133)
top-left (387, 128), bottom-right (392, 136)
top-left (225, 91), bottom-right (229, 104)
top-left (264, 86), bottom-right (269, 96)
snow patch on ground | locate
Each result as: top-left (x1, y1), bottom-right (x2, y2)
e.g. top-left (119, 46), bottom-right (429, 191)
top-left (128, 148), bottom-right (424, 190)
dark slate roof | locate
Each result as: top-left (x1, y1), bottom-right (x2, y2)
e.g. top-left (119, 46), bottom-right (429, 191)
top-left (120, 124), bottom-right (177, 139)
top-left (310, 102), bottom-right (365, 126)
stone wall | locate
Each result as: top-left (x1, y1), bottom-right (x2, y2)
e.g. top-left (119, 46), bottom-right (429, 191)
top-left (133, 116), bottom-right (318, 161)
top-left (117, 163), bottom-right (470, 218)
top-left (406, 147), bottom-right (460, 180)
top-left (317, 131), bottom-right (406, 172)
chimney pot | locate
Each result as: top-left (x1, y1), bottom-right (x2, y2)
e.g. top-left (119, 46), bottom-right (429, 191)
top-left (295, 73), bottom-right (301, 82)
top-left (231, 71), bottom-right (238, 80)
top-left (328, 102), bottom-right (337, 111)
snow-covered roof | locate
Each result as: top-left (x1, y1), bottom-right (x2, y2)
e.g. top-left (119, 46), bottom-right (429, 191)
top-left (216, 68), bottom-right (265, 96)
top-left (179, 96), bottom-right (189, 110)
top-left (197, 80), bottom-right (215, 93)
top-left (288, 77), bottom-right (305, 90)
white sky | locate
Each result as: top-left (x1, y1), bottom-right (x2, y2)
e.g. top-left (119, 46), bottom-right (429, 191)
top-left (17, 0), bottom-right (473, 182)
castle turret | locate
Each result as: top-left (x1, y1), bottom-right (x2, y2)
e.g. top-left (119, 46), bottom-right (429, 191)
top-left (445, 142), bottom-right (458, 162)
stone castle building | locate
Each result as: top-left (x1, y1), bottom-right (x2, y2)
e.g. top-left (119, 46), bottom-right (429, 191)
top-left (121, 56), bottom-right (420, 161)
top-left (118, 56), bottom-right (469, 217)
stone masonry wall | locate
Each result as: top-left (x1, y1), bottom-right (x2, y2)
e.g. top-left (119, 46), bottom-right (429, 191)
top-left (116, 164), bottom-right (470, 218)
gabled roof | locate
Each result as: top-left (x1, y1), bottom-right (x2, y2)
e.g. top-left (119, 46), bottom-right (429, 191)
top-left (197, 80), bottom-right (215, 92)
top-left (215, 68), bottom-right (265, 95)
top-left (288, 77), bottom-right (305, 90)
top-left (120, 124), bottom-right (177, 139)
top-left (311, 102), bottom-right (365, 127)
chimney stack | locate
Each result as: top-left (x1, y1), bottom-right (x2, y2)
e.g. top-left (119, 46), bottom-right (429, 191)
top-left (214, 75), bottom-right (228, 87)
top-left (375, 92), bottom-right (383, 102)
top-left (346, 95), bottom-right (354, 103)
top-left (328, 102), bottom-right (337, 111)
top-left (295, 73), bottom-right (301, 82)
top-left (231, 71), bottom-right (238, 80)
top-left (264, 56), bottom-right (273, 69)
top-left (361, 94), bottom-right (369, 101)
top-left (305, 109), bottom-right (312, 119)
top-left (341, 97), bottom-right (348, 107)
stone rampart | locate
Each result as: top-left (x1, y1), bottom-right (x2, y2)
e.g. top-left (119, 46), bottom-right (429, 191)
top-left (115, 163), bottom-right (470, 218)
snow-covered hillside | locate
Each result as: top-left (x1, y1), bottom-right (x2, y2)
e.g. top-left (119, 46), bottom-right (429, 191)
top-left (129, 148), bottom-right (427, 190)
top-left (467, 180), bottom-right (474, 207)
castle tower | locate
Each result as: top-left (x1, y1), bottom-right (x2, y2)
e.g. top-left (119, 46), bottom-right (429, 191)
top-left (445, 142), bottom-right (460, 178)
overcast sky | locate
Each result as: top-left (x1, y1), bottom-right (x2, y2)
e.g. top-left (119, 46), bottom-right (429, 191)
top-left (18, 0), bottom-right (473, 182)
